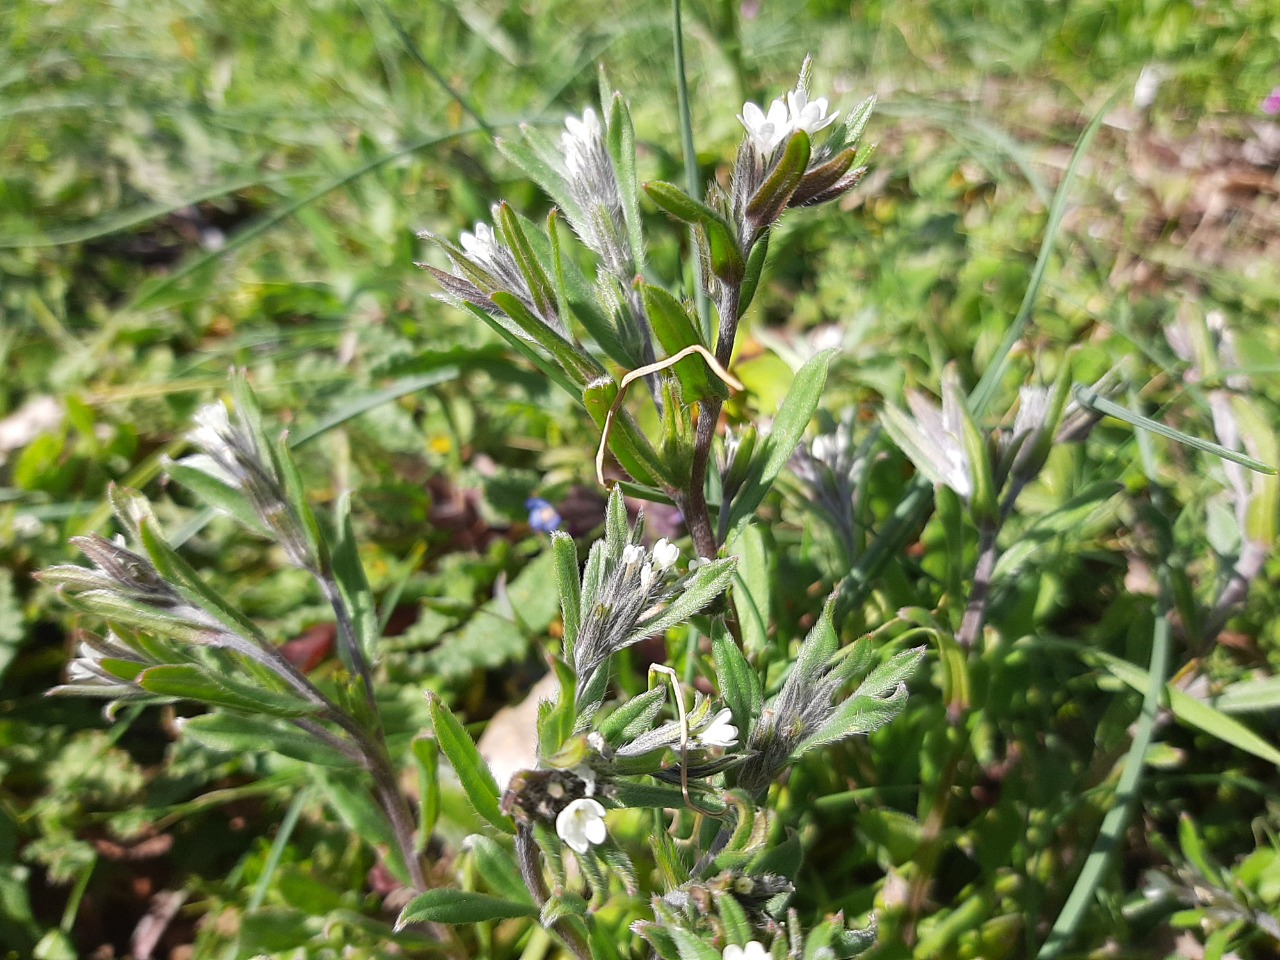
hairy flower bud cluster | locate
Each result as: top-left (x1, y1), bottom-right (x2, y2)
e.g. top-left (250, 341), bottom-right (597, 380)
top-left (421, 210), bottom-right (565, 336)
top-left (179, 401), bottom-right (315, 569)
top-left (573, 535), bottom-right (687, 698)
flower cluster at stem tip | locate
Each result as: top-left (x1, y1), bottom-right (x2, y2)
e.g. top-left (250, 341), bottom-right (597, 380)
top-left (737, 72), bottom-right (840, 154)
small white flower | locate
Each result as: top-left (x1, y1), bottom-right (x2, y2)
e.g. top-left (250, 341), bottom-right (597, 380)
top-left (785, 87), bottom-right (839, 136)
top-left (561, 107), bottom-right (603, 178)
top-left (639, 562), bottom-right (655, 591)
top-left (188, 402), bottom-right (235, 458)
top-left (723, 942), bottom-right (770, 960)
top-left (556, 797), bottom-right (607, 854)
top-left (697, 707), bottom-right (739, 748)
top-left (737, 97), bottom-right (791, 154)
top-left (651, 538), bottom-right (680, 572)
top-left (459, 222), bottom-right (500, 265)
top-left (621, 543), bottom-right (645, 573)
top-left (688, 556), bottom-right (713, 572)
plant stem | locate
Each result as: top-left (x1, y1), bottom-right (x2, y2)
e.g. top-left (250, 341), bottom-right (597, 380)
top-left (369, 745), bottom-right (428, 892)
top-left (515, 825), bottom-right (592, 960)
top-left (957, 523), bottom-right (1000, 649)
top-left (321, 577), bottom-right (380, 718)
top-left (685, 399), bottom-right (722, 559)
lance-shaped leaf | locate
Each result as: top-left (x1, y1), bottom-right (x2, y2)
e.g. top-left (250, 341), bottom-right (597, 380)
top-left (396, 889), bottom-right (537, 928)
top-left (643, 181), bottom-right (745, 283)
top-left (726, 349), bottom-right (836, 536)
top-left (596, 687), bottom-right (668, 747)
top-left (712, 619), bottom-right (762, 743)
top-left (738, 231), bottom-right (770, 316)
top-left (552, 532), bottom-right (582, 661)
top-left (497, 129), bottom-right (584, 225)
top-left (793, 646), bottom-right (925, 757)
top-left (546, 209), bottom-right (639, 367)
top-left (162, 458), bottom-right (265, 534)
top-left (464, 835), bottom-right (534, 906)
top-left (426, 691), bottom-right (514, 834)
top-left (583, 377), bottom-right (670, 487)
top-left (746, 129), bottom-right (811, 228)
top-left (605, 90), bottom-right (646, 270)
top-left (641, 283), bottom-right (727, 403)
top-left (624, 557), bottom-right (737, 647)
top-left (138, 663), bottom-right (319, 718)
top-left (491, 292), bottom-right (605, 388)
top-left (181, 712), bottom-right (356, 767)
top-left (330, 490), bottom-right (379, 666)
top-left (496, 202), bottom-right (559, 323)
top-left (461, 302), bottom-right (580, 399)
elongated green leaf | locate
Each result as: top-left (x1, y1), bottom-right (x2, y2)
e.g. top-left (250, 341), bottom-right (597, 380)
top-left (853, 646), bottom-right (927, 701)
top-left (641, 283), bottom-right (725, 403)
top-left (496, 202), bottom-right (558, 321)
top-left (330, 491), bottom-right (379, 665)
top-left (609, 778), bottom-right (725, 814)
top-left (426, 692), bottom-right (514, 834)
top-left (181, 713), bottom-right (354, 768)
top-left (795, 685), bottom-right (910, 757)
top-left (396, 889), bottom-right (537, 928)
top-left (738, 230), bottom-right (770, 316)
top-left (552, 532), bottom-right (581, 661)
top-left (464, 835), bottom-right (534, 905)
top-left (730, 523), bottom-right (771, 656)
top-left (712, 619), bottom-right (762, 743)
top-left (643, 181), bottom-right (744, 283)
top-left (727, 349), bottom-right (836, 534)
top-left (138, 664), bottom-right (316, 718)
top-left (746, 130), bottom-right (811, 227)
top-left (545, 209), bottom-right (638, 367)
top-left (597, 687), bottom-right (667, 746)
top-left (607, 94), bottom-right (646, 270)
top-left (162, 460), bottom-right (264, 533)
top-left (667, 927), bottom-right (723, 960)
top-left (628, 557), bottom-right (737, 645)
top-left (462, 303), bottom-right (581, 400)
top-left (496, 134), bottom-right (583, 225)
top-left (490, 292), bottom-right (604, 388)
top-left (136, 518), bottom-right (270, 646)
top-left (1095, 651), bottom-right (1280, 767)
top-left (318, 772), bottom-right (408, 884)
top-left (1074, 386), bottom-right (1276, 475)
top-left (411, 734), bottom-right (440, 843)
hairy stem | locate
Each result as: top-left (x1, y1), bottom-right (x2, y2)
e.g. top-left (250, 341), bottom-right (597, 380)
top-left (515, 825), bottom-right (592, 960)
top-left (957, 523), bottom-right (1000, 649)
top-left (320, 577), bottom-right (380, 719)
top-left (369, 746), bottom-right (428, 892)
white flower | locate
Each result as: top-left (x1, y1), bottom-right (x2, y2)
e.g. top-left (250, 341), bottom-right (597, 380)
top-left (621, 543), bottom-right (645, 573)
top-left (737, 97), bottom-right (791, 154)
top-left (561, 107), bottom-right (603, 178)
top-left (688, 556), bottom-right (713, 572)
top-left (785, 87), bottom-right (839, 136)
top-left (697, 707), bottom-right (739, 748)
top-left (639, 562), bottom-right (655, 591)
top-left (459, 222), bottom-right (500, 265)
top-left (556, 797), bottom-right (607, 854)
top-left (651, 538), bottom-right (680, 572)
top-left (188, 402), bottom-right (235, 459)
top-left (723, 942), bottom-right (770, 960)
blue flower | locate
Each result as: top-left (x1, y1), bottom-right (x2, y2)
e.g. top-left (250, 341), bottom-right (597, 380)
top-left (525, 497), bottom-right (562, 533)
